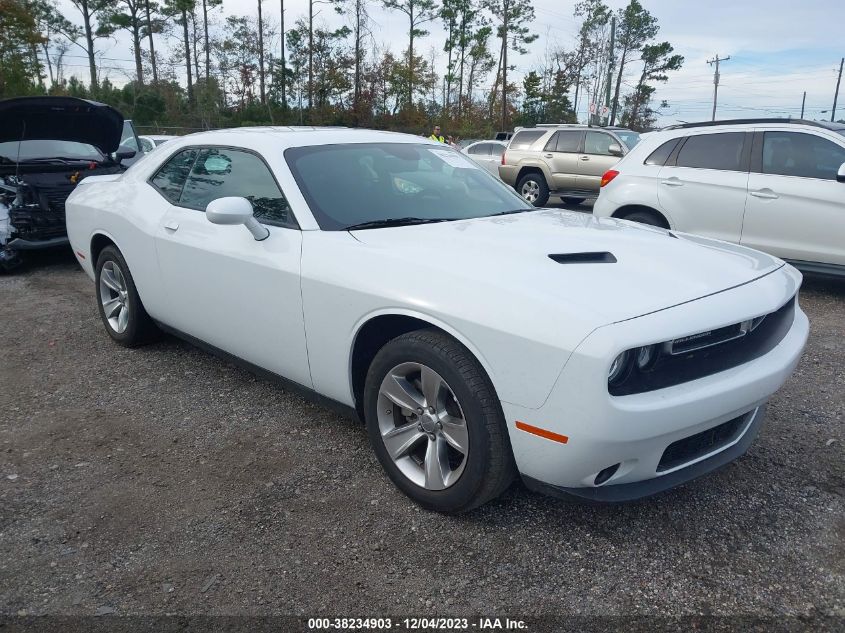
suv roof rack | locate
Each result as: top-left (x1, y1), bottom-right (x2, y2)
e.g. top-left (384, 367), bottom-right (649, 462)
top-left (660, 118), bottom-right (843, 131)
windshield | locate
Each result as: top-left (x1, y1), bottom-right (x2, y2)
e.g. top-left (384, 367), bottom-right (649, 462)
top-left (615, 131), bottom-right (641, 149)
top-left (285, 143), bottom-right (532, 230)
top-left (0, 140), bottom-right (104, 162)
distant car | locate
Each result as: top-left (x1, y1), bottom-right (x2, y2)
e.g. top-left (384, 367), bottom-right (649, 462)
top-left (461, 140), bottom-right (507, 176)
top-left (66, 127), bottom-right (808, 511)
top-left (593, 118), bottom-right (845, 277)
top-left (139, 135), bottom-right (179, 152)
top-left (498, 124), bottom-right (640, 206)
top-left (0, 96), bottom-right (135, 270)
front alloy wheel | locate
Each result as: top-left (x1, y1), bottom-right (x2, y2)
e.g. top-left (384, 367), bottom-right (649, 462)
top-left (364, 329), bottom-right (515, 513)
top-left (377, 362), bottom-right (469, 491)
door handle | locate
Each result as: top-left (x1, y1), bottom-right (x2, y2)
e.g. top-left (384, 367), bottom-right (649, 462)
top-left (164, 221), bottom-right (179, 231)
top-left (661, 178), bottom-right (683, 187)
top-left (579, 156), bottom-right (590, 161)
top-left (749, 189), bottom-right (779, 199)
top-left (544, 153), bottom-right (553, 158)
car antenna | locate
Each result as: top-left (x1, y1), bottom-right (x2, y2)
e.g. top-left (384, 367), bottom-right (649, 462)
top-left (14, 120), bottom-right (26, 182)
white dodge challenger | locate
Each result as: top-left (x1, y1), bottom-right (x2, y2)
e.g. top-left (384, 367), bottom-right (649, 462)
top-left (65, 128), bottom-right (809, 512)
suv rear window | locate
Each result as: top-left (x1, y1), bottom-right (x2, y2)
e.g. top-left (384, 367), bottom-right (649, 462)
top-left (644, 138), bottom-right (680, 166)
top-left (509, 130), bottom-right (546, 150)
top-left (675, 133), bottom-right (746, 171)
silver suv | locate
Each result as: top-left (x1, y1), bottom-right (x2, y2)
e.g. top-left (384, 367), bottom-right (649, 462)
top-left (498, 125), bottom-right (640, 206)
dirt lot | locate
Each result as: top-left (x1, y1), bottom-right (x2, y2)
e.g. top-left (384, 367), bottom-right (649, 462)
top-left (1, 249), bottom-right (843, 625)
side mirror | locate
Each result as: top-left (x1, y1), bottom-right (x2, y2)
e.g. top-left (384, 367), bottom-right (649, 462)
top-left (206, 196), bottom-right (269, 241)
top-left (837, 162), bottom-right (845, 183)
top-left (115, 147), bottom-right (137, 160)
top-left (608, 143), bottom-right (624, 157)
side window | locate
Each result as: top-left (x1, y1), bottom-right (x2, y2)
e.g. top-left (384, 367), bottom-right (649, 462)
top-left (150, 149), bottom-right (199, 204)
top-left (544, 132), bottom-right (560, 152)
top-left (468, 143), bottom-right (490, 156)
top-left (584, 131), bottom-right (614, 155)
top-left (644, 138), bottom-right (680, 166)
top-left (509, 130), bottom-right (546, 150)
top-left (555, 131), bottom-right (582, 153)
top-left (762, 131), bottom-right (845, 180)
top-left (179, 148), bottom-right (293, 226)
top-left (490, 143), bottom-right (505, 158)
top-left (675, 133), bottom-right (745, 171)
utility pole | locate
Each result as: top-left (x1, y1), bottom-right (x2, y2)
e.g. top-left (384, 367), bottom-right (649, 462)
top-left (501, 9), bottom-right (509, 132)
top-left (800, 91), bottom-right (806, 119)
top-left (707, 54), bottom-right (730, 121)
top-left (832, 57), bottom-right (844, 123)
top-left (603, 16), bottom-right (615, 126)
top-left (280, 0), bottom-right (286, 110)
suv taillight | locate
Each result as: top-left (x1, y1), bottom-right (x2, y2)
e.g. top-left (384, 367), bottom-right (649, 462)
top-left (501, 150), bottom-right (506, 165)
top-left (600, 169), bottom-right (619, 187)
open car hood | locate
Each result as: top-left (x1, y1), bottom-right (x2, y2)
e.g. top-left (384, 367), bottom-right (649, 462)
top-left (0, 97), bottom-right (124, 155)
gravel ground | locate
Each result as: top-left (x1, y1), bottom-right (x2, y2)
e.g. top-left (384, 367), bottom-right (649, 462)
top-left (0, 248), bottom-right (843, 626)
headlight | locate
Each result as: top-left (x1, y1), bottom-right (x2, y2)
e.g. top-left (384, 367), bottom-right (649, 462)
top-left (608, 350), bottom-right (632, 385)
top-left (635, 344), bottom-right (659, 370)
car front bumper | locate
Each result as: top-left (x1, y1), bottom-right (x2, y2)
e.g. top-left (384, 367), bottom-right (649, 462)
top-left (500, 265), bottom-right (808, 501)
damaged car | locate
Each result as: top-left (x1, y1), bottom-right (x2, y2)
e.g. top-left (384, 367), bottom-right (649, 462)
top-left (0, 96), bottom-right (137, 270)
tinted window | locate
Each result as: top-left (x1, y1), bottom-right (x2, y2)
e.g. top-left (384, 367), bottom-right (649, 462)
top-left (584, 131), bottom-right (615, 155)
top-left (614, 130), bottom-right (641, 149)
top-left (467, 143), bottom-right (490, 156)
top-left (644, 138), bottom-right (679, 166)
top-left (285, 143), bottom-right (531, 231)
top-left (178, 148), bottom-right (292, 225)
top-left (509, 130), bottom-right (545, 150)
top-left (545, 131), bottom-right (581, 153)
top-left (676, 133), bottom-right (745, 171)
top-left (150, 149), bottom-right (198, 203)
top-left (762, 131), bottom-right (845, 180)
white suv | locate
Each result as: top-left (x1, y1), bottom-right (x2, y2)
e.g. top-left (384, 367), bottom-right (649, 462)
top-left (593, 119), bottom-right (845, 277)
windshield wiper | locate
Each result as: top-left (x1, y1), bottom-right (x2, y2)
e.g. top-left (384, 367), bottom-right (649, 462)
top-left (486, 208), bottom-right (535, 217)
top-left (19, 157), bottom-right (100, 163)
top-left (345, 217), bottom-right (459, 231)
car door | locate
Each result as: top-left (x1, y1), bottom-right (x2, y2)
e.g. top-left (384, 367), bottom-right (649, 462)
top-left (152, 146), bottom-right (312, 388)
top-left (575, 130), bottom-right (622, 192)
top-left (656, 131), bottom-right (751, 244)
top-left (741, 129), bottom-right (845, 266)
top-left (465, 143), bottom-right (498, 175)
top-left (543, 130), bottom-right (583, 190)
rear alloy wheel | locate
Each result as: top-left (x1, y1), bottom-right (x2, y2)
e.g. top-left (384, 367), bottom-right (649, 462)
top-left (364, 329), bottom-right (515, 513)
top-left (95, 246), bottom-right (158, 347)
top-left (516, 173), bottom-right (550, 207)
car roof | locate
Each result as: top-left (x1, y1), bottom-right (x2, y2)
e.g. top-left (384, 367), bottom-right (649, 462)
top-left (170, 126), bottom-right (435, 149)
top-left (660, 118), bottom-right (845, 132)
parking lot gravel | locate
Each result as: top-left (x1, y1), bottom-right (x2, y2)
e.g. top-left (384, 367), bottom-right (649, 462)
top-left (1, 250), bottom-right (843, 624)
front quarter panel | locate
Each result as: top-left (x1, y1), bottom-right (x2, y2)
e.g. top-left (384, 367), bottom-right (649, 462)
top-left (300, 231), bottom-right (598, 409)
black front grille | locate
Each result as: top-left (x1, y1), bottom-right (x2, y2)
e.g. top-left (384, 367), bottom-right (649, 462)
top-left (39, 185), bottom-right (75, 214)
top-left (610, 296), bottom-right (796, 396)
top-left (657, 414), bottom-right (748, 472)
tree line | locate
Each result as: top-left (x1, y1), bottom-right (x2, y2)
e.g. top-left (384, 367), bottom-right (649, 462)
top-left (0, 0), bottom-right (684, 135)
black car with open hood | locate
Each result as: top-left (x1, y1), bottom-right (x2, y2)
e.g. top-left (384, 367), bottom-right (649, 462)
top-left (0, 97), bottom-right (138, 270)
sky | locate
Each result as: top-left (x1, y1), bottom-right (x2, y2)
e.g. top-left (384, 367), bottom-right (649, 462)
top-left (53, 0), bottom-right (844, 127)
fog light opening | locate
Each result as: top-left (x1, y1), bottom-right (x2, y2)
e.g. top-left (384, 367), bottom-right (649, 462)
top-left (594, 463), bottom-right (620, 486)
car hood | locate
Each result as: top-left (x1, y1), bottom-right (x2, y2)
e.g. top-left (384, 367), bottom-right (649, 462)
top-left (0, 97), bottom-right (124, 155)
top-left (350, 209), bottom-right (785, 324)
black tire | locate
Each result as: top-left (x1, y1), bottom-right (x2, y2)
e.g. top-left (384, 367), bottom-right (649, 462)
top-left (95, 245), bottom-right (158, 347)
top-left (516, 172), bottom-right (550, 207)
top-left (561, 197), bottom-right (586, 206)
top-left (363, 329), bottom-right (515, 513)
top-left (622, 210), bottom-right (667, 228)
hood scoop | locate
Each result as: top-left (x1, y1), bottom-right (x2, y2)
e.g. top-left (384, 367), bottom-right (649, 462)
top-left (549, 252), bottom-right (617, 264)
